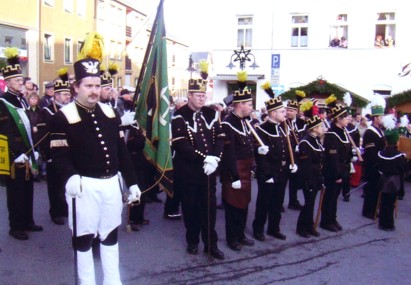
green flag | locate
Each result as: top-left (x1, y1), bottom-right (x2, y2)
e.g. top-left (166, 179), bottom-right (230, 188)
top-left (134, 0), bottom-right (173, 196)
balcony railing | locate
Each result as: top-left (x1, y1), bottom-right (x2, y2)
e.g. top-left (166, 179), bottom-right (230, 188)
top-left (126, 26), bottom-right (132, 37)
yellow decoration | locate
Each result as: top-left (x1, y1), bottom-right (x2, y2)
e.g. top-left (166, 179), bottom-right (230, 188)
top-left (4, 47), bottom-right (19, 59)
top-left (295, 90), bottom-right (306, 98)
top-left (325, 94), bottom-right (337, 105)
top-left (108, 62), bottom-right (119, 71)
top-left (237, 70), bottom-right (247, 82)
top-left (78, 32), bottom-right (104, 62)
top-left (57, 67), bottom-right (68, 76)
top-left (198, 60), bottom-right (209, 73)
top-left (100, 64), bottom-right (107, 72)
top-left (300, 100), bottom-right (313, 112)
top-left (261, 81), bottom-right (271, 90)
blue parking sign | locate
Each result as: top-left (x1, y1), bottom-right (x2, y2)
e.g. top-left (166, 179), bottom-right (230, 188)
top-left (272, 54), bottom-right (280, 68)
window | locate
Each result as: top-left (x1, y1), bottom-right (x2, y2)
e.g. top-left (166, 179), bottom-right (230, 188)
top-left (291, 15), bottom-right (308, 47)
top-left (44, 0), bottom-right (54, 6)
top-left (21, 38), bottom-right (26, 49)
top-left (117, 42), bottom-right (122, 61)
top-left (77, 0), bottom-right (86, 16)
top-left (97, 0), bottom-right (105, 20)
top-left (77, 40), bottom-right (84, 53)
top-left (117, 77), bottom-right (122, 88)
top-left (64, 0), bottom-right (73, 13)
top-left (329, 14), bottom-right (348, 48)
top-left (64, 38), bottom-right (73, 64)
top-left (375, 12), bottom-right (396, 48)
top-left (237, 16), bottom-right (253, 48)
top-left (5, 36), bottom-right (13, 46)
top-left (43, 33), bottom-right (54, 62)
top-left (109, 40), bottom-right (115, 59)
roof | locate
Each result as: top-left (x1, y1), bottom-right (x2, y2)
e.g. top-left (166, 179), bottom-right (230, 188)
top-left (386, 89), bottom-right (411, 109)
top-left (280, 78), bottom-right (369, 107)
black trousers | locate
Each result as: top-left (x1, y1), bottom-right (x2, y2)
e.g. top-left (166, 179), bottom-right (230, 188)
top-left (362, 170), bottom-right (381, 218)
top-left (129, 194), bottom-right (146, 223)
top-left (46, 162), bottom-right (68, 219)
top-left (398, 174), bottom-right (405, 198)
top-left (179, 175), bottom-right (218, 247)
top-left (164, 179), bottom-right (181, 215)
top-left (6, 168), bottom-right (35, 231)
top-left (379, 192), bottom-right (397, 229)
top-left (321, 179), bottom-right (342, 226)
top-left (297, 188), bottom-right (318, 231)
top-left (224, 201), bottom-right (248, 244)
top-left (253, 179), bottom-right (287, 234)
top-left (341, 168), bottom-right (351, 198)
top-left (288, 172), bottom-right (301, 205)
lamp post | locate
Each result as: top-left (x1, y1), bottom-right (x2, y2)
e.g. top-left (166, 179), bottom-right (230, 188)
top-left (226, 45), bottom-right (259, 70)
top-left (186, 54), bottom-right (196, 79)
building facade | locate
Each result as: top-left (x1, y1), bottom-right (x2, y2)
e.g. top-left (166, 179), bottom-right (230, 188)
top-left (0, 0), bottom-right (39, 84)
top-left (209, 0), bottom-right (411, 111)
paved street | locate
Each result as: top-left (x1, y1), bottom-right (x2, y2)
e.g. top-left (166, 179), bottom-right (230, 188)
top-left (1, 178), bottom-right (411, 285)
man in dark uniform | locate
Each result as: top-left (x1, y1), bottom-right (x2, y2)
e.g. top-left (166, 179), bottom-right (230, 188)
top-left (296, 100), bottom-right (325, 238)
top-left (285, 95), bottom-right (306, 210)
top-left (39, 69), bottom-right (72, 225)
top-left (171, 76), bottom-right (225, 260)
top-left (362, 97), bottom-right (386, 219)
top-left (0, 47), bottom-right (43, 241)
top-left (221, 84), bottom-right (256, 251)
top-left (342, 109), bottom-right (361, 202)
top-left (253, 96), bottom-right (298, 242)
top-left (49, 35), bottom-right (141, 284)
top-left (320, 104), bottom-right (352, 232)
top-left (377, 115), bottom-right (407, 231)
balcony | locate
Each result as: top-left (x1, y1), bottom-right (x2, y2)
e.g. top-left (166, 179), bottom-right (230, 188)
top-left (126, 26), bottom-right (132, 38)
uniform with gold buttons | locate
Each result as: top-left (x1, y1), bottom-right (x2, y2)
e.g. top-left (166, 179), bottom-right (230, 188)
top-left (252, 97), bottom-right (291, 240)
top-left (171, 75), bottom-right (226, 259)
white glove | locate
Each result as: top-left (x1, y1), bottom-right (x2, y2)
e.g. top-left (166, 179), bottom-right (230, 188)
top-left (258, 145), bottom-right (269, 155)
top-left (14, 153), bottom-right (29, 164)
top-left (120, 111), bottom-right (136, 126)
top-left (65, 175), bottom-right (82, 198)
top-left (33, 151), bottom-right (39, 161)
top-left (232, 180), bottom-right (241, 189)
top-left (204, 155), bottom-right (220, 169)
top-left (352, 148), bottom-right (359, 156)
top-left (203, 162), bottom-right (217, 175)
top-left (290, 164), bottom-right (298, 173)
top-left (295, 145), bottom-right (299, 153)
top-left (351, 156), bottom-right (358, 162)
top-left (128, 184), bottom-right (141, 204)
top-left (266, 178), bottom-right (274, 183)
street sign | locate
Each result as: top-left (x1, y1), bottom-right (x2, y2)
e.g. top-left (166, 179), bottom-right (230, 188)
top-left (272, 54), bottom-right (280, 68)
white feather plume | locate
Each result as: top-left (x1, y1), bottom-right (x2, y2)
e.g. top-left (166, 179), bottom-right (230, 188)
top-left (369, 93), bottom-right (386, 109)
top-left (400, 115), bottom-right (409, 127)
top-left (382, 114), bottom-right (396, 131)
top-left (343, 92), bottom-right (352, 107)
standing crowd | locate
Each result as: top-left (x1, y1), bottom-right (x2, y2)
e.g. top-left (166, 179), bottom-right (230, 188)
top-left (0, 32), bottom-right (410, 284)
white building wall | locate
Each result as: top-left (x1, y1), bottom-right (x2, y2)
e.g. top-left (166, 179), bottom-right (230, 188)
top-left (209, 0), bottom-right (411, 110)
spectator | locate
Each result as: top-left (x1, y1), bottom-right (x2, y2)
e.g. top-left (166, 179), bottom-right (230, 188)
top-left (358, 116), bottom-right (369, 143)
top-left (116, 89), bottom-right (133, 116)
top-left (23, 77), bottom-right (35, 98)
top-left (339, 37), bottom-right (348, 48)
top-left (39, 82), bottom-right (55, 109)
top-left (329, 36), bottom-right (340, 47)
top-left (385, 35), bottom-right (395, 47)
top-left (375, 34), bottom-right (385, 48)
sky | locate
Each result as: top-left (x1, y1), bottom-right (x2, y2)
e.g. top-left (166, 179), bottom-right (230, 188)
top-left (142, 0), bottom-right (224, 51)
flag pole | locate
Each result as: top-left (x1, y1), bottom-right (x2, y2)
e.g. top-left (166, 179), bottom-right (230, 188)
top-left (133, 0), bottom-right (166, 105)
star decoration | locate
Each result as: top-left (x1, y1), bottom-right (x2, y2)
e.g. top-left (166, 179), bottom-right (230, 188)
top-left (232, 45), bottom-right (252, 70)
